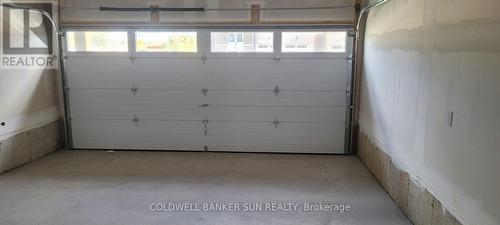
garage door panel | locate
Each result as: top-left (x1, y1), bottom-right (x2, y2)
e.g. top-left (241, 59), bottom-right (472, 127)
top-left (204, 106), bottom-right (346, 123)
top-left (69, 89), bottom-right (204, 105)
top-left (205, 58), bottom-right (276, 74)
top-left (276, 59), bottom-right (347, 77)
top-left (274, 72), bottom-right (348, 91)
top-left (204, 58), bottom-right (348, 91)
top-left (206, 73), bottom-right (275, 90)
top-left (66, 58), bottom-right (204, 89)
top-left (65, 57), bottom-right (133, 74)
top-left (69, 89), bottom-right (204, 121)
top-left (206, 121), bottom-right (345, 153)
top-left (204, 58), bottom-right (276, 90)
top-left (275, 75), bottom-right (348, 91)
top-left (71, 103), bottom-right (202, 121)
top-left (275, 59), bottom-right (348, 91)
top-left (65, 29), bottom-right (351, 154)
top-left (68, 79), bottom-right (204, 90)
top-left (72, 120), bottom-right (204, 150)
top-left (205, 90), bottom-right (346, 107)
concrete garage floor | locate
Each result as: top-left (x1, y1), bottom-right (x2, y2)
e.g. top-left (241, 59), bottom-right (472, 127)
top-left (0, 150), bottom-right (411, 225)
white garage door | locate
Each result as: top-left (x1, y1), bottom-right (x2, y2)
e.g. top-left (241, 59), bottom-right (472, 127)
top-left (63, 29), bottom-right (352, 154)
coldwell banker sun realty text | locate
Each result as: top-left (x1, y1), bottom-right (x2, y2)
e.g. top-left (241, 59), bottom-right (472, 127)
top-left (1, 1), bottom-right (58, 69)
top-left (150, 202), bottom-right (351, 213)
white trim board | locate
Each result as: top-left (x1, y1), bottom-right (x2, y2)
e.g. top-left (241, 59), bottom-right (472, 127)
top-left (0, 106), bottom-right (61, 139)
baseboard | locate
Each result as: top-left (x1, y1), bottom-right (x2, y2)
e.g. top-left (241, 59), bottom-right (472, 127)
top-left (0, 119), bottom-right (63, 174)
top-left (357, 129), bottom-right (462, 225)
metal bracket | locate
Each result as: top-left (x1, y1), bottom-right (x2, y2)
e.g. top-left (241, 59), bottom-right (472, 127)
top-left (203, 117), bottom-right (208, 128)
top-left (201, 54), bottom-right (208, 64)
top-left (273, 85), bottom-right (280, 96)
top-left (202, 116), bottom-right (209, 135)
top-left (202, 87), bottom-right (208, 96)
top-left (132, 115), bottom-right (140, 126)
top-left (273, 116), bottom-right (280, 128)
top-left (131, 86), bottom-right (138, 95)
top-left (273, 56), bottom-right (280, 64)
top-left (347, 55), bottom-right (353, 62)
top-left (64, 86), bottom-right (70, 93)
top-left (348, 31), bottom-right (357, 37)
top-left (130, 55), bottom-right (136, 63)
top-left (200, 104), bottom-right (210, 108)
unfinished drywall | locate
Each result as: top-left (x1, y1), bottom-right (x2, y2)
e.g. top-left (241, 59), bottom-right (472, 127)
top-left (358, 131), bottom-right (462, 225)
top-left (0, 0), bottom-right (62, 172)
top-left (60, 0), bottom-right (355, 24)
top-left (0, 0), bottom-right (61, 137)
top-left (359, 0), bottom-right (500, 225)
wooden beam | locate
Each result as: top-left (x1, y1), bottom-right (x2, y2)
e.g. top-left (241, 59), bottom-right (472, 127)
top-left (150, 5), bottom-right (159, 24)
top-left (251, 4), bottom-right (260, 24)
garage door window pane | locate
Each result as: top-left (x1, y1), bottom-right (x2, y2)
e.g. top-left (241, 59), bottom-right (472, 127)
top-left (282, 32), bottom-right (346, 53)
top-left (136, 32), bottom-right (197, 52)
top-left (66, 31), bottom-right (128, 52)
top-left (211, 32), bottom-right (273, 53)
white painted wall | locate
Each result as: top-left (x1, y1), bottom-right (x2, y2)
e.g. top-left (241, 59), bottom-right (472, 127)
top-left (359, 0), bottom-right (500, 225)
top-left (0, 0), bottom-right (61, 138)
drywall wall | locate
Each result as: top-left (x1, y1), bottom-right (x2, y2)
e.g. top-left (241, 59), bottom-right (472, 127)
top-left (0, 0), bottom-right (61, 138)
top-left (0, 0), bottom-right (63, 175)
top-left (359, 0), bottom-right (500, 225)
top-left (60, 0), bottom-right (355, 24)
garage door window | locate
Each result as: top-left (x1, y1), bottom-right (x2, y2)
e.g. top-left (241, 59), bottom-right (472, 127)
top-left (281, 31), bottom-right (346, 53)
top-left (136, 32), bottom-right (197, 52)
top-left (66, 31), bottom-right (128, 52)
top-left (211, 32), bottom-right (273, 53)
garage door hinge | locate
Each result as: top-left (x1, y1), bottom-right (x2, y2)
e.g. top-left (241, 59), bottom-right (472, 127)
top-left (203, 116), bottom-right (209, 135)
top-left (200, 104), bottom-right (210, 108)
top-left (202, 87), bottom-right (208, 96)
top-left (131, 86), bottom-right (138, 95)
top-left (130, 55), bottom-right (136, 63)
top-left (273, 56), bottom-right (280, 64)
top-left (132, 115), bottom-right (140, 126)
top-left (64, 86), bottom-right (70, 93)
top-left (273, 85), bottom-right (280, 96)
top-left (273, 116), bottom-right (280, 128)
top-left (347, 55), bottom-right (353, 62)
top-left (201, 54), bottom-right (208, 64)
top-left (348, 31), bottom-right (357, 37)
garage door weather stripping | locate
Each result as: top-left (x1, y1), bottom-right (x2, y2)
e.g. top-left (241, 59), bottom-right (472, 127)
top-left (1, 2), bottom-right (59, 70)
